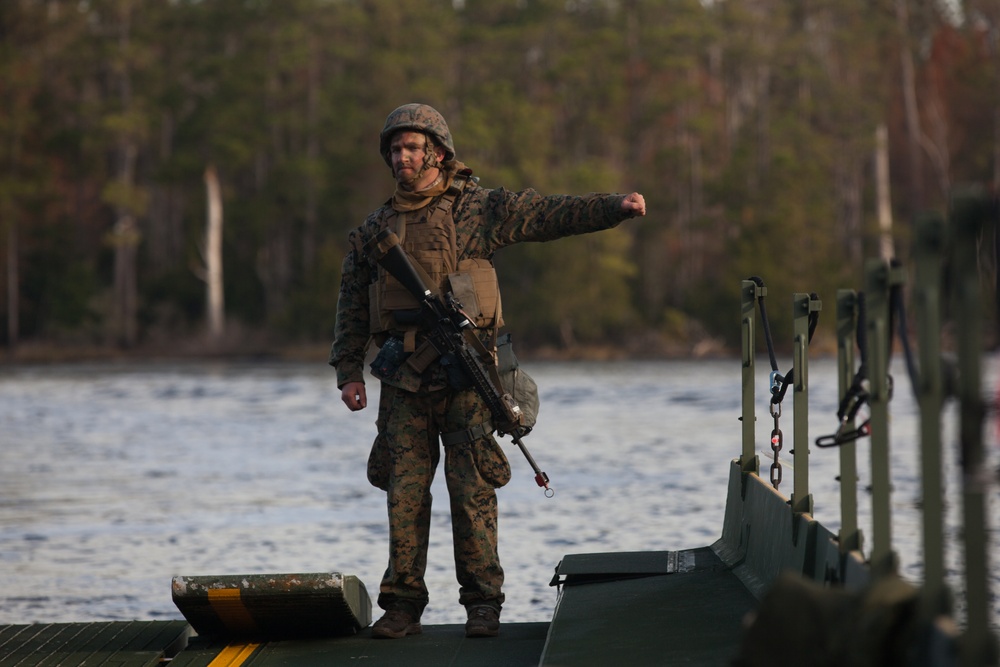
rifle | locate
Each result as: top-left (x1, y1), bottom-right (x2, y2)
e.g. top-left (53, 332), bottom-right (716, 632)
top-left (369, 229), bottom-right (554, 497)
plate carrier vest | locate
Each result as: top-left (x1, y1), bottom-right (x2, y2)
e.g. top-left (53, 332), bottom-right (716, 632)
top-left (366, 171), bottom-right (504, 365)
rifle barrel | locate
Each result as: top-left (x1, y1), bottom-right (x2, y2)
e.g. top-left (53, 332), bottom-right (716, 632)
top-left (513, 431), bottom-right (554, 497)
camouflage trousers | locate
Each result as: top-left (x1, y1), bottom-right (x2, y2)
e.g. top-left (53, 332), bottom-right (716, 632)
top-left (374, 383), bottom-right (508, 616)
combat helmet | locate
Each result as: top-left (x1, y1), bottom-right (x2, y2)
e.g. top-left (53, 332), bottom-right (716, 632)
top-left (379, 103), bottom-right (455, 166)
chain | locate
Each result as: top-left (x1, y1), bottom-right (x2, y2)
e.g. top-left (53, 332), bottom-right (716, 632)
top-left (769, 401), bottom-right (783, 489)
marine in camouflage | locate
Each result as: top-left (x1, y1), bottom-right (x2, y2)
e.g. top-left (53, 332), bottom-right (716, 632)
top-left (330, 104), bottom-right (638, 619)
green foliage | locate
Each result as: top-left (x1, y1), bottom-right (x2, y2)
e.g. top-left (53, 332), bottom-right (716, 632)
top-left (140, 267), bottom-right (203, 335)
top-left (501, 225), bottom-right (638, 347)
top-left (0, 0), bottom-right (996, 353)
top-left (19, 222), bottom-right (101, 338)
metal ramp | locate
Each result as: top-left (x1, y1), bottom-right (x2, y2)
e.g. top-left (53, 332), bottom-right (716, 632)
top-left (538, 458), bottom-right (869, 666)
top-left (541, 547), bottom-right (757, 666)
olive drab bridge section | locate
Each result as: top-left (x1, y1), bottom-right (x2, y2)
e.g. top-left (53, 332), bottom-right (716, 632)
top-left (722, 188), bottom-right (999, 666)
top-left (541, 188), bottom-right (998, 666)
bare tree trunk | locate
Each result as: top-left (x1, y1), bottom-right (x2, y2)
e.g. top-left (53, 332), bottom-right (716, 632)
top-left (835, 153), bottom-right (864, 267)
top-left (876, 123), bottom-right (895, 261)
top-left (688, 124), bottom-right (704, 283)
top-left (258, 230), bottom-right (292, 324)
top-left (895, 0), bottom-right (924, 216)
top-left (753, 63), bottom-right (771, 193)
top-left (6, 221), bottom-right (17, 349)
top-left (624, 0), bottom-right (643, 170)
top-left (110, 2), bottom-right (140, 347)
top-left (203, 163), bottom-right (225, 341)
top-left (112, 213), bottom-right (139, 347)
top-left (148, 111), bottom-right (185, 272)
top-left (303, 33), bottom-right (319, 276)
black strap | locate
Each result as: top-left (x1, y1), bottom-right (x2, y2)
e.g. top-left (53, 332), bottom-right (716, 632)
top-left (441, 421), bottom-right (493, 447)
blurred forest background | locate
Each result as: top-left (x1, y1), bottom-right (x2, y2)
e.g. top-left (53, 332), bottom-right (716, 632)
top-left (0, 0), bottom-right (998, 361)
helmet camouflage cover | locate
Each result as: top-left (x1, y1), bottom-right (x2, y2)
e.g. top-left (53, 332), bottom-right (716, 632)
top-left (379, 103), bottom-right (456, 166)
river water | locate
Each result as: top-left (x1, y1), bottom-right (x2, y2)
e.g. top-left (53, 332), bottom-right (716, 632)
top-left (1, 358), bottom-right (997, 630)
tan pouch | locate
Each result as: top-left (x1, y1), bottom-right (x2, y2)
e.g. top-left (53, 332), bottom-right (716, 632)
top-left (450, 259), bottom-right (503, 329)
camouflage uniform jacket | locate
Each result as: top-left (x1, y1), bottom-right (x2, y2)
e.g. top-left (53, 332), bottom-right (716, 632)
top-left (330, 175), bottom-right (632, 390)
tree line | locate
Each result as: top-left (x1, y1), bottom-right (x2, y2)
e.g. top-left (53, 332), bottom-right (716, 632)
top-left (1, 0), bottom-right (997, 358)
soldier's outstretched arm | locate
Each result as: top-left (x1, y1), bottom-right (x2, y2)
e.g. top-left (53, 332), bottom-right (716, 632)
top-left (486, 189), bottom-right (644, 247)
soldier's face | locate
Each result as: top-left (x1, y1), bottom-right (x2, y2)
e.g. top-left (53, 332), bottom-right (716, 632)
top-left (390, 131), bottom-right (444, 190)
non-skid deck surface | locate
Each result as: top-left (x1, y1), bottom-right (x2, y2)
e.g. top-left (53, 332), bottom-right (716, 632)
top-left (0, 621), bottom-right (190, 667)
top-left (0, 621), bottom-right (548, 667)
top-left (171, 622), bottom-right (549, 667)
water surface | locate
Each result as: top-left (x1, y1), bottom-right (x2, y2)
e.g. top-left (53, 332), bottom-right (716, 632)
top-left (1, 358), bottom-right (997, 629)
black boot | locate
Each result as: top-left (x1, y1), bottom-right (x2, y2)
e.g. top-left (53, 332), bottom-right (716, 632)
top-left (465, 605), bottom-right (500, 638)
top-left (372, 608), bottom-right (422, 639)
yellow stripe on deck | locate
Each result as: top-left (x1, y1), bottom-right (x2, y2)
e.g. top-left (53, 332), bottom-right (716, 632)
top-left (206, 588), bottom-right (259, 635)
top-left (206, 641), bottom-right (261, 667)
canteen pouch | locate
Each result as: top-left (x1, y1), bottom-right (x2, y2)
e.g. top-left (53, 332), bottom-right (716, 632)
top-left (497, 334), bottom-right (539, 430)
top-left (441, 390), bottom-right (511, 489)
top-left (367, 392), bottom-right (391, 491)
top-left (367, 431), bottom-right (390, 491)
top-left (473, 434), bottom-right (511, 488)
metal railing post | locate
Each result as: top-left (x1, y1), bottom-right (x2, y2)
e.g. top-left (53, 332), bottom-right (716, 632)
top-left (791, 293), bottom-right (817, 516)
top-left (741, 280), bottom-right (760, 475)
top-left (835, 290), bottom-right (861, 553)
top-left (949, 191), bottom-right (999, 666)
top-left (864, 259), bottom-right (894, 572)
top-left (912, 211), bottom-right (947, 616)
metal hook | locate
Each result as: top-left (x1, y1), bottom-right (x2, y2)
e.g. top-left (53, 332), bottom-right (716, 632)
top-left (769, 370), bottom-right (784, 397)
